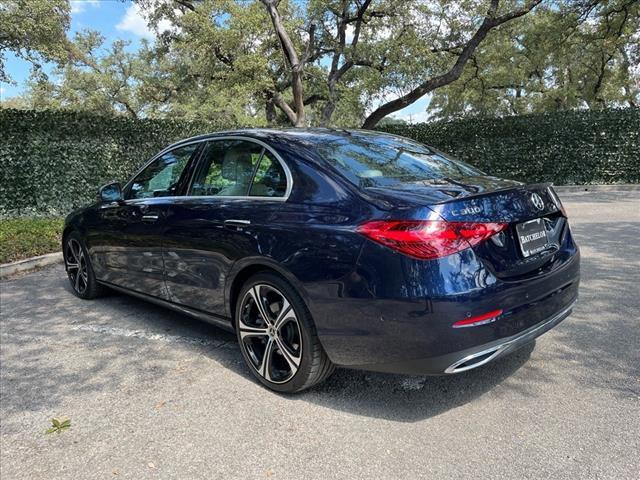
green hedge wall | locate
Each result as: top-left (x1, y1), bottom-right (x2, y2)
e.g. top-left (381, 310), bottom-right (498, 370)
top-left (0, 110), bottom-right (233, 216)
top-left (1, 108), bottom-right (638, 216)
top-left (379, 108), bottom-right (639, 186)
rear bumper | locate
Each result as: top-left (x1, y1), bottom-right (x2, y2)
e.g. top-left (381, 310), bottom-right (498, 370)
top-left (348, 300), bottom-right (575, 375)
top-left (310, 233), bottom-right (580, 371)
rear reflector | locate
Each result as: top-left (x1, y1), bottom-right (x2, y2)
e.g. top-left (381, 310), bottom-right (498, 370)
top-left (356, 220), bottom-right (507, 260)
top-left (452, 309), bottom-right (503, 328)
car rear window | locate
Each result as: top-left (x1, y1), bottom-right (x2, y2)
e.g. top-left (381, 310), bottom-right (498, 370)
top-left (311, 132), bottom-right (482, 187)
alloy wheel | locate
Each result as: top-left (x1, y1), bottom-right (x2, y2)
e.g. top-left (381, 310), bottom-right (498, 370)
top-left (238, 284), bottom-right (302, 384)
top-left (65, 238), bottom-right (89, 295)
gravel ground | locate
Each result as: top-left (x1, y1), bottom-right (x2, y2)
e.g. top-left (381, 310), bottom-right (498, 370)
top-left (1, 190), bottom-right (638, 480)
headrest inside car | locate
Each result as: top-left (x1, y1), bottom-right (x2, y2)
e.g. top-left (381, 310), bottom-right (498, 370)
top-left (221, 149), bottom-right (253, 181)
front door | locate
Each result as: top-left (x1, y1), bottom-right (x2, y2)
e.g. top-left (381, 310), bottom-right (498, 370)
top-left (87, 143), bottom-right (200, 298)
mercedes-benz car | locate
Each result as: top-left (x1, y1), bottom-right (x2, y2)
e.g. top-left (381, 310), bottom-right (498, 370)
top-left (63, 129), bottom-right (580, 392)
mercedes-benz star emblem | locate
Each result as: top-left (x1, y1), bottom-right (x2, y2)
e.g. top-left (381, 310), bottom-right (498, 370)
top-left (530, 193), bottom-right (545, 211)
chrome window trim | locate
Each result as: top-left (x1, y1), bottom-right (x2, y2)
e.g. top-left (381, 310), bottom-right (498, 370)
top-left (122, 195), bottom-right (290, 204)
top-left (123, 140), bottom-right (204, 200)
top-left (122, 136), bottom-right (293, 203)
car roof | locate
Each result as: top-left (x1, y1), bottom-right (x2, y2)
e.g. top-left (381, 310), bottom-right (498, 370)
top-left (164, 127), bottom-right (402, 152)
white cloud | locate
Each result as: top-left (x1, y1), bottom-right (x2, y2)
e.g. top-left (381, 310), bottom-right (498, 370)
top-left (70, 0), bottom-right (100, 14)
top-left (116, 3), bottom-right (154, 38)
top-left (116, 3), bottom-right (176, 39)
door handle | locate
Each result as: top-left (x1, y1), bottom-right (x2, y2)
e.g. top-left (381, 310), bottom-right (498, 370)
top-left (224, 219), bottom-right (251, 228)
top-left (142, 214), bottom-right (159, 222)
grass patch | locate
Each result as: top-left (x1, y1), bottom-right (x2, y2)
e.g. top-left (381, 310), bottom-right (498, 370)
top-left (0, 217), bottom-right (64, 264)
top-left (45, 417), bottom-right (71, 434)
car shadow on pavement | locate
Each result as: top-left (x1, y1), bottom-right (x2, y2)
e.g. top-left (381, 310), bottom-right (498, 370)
top-left (295, 342), bottom-right (535, 422)
top-left (1, 267), bottom-right (535, 425)
top-left (0, 270), bottom-right (243, 425)
top-left (85, 288), bottom-right (537, 424)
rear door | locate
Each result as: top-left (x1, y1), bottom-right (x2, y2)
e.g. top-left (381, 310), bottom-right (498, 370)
top-left (162, 138), bottom-right (290, 315)
top-left (89, 143), bottom-right (201, 298)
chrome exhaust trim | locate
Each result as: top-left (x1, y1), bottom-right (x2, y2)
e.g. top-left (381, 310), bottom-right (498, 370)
top-left (445, 345), bottom-right (505, 374)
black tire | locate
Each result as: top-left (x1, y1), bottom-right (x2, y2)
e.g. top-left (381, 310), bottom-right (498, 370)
top-left (235, 272), bottom-right (335, 393)
top-left (63, 231), bottom-right (107, 299)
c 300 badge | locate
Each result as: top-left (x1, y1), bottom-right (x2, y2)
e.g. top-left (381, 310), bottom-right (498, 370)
top-left (451, 205), bottom-right (482, 216)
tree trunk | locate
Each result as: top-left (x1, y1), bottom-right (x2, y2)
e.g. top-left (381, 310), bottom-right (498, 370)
top-left (265, 98), bottom-right (277, 124)
top-left (260, 0), bottom-right (306, 127)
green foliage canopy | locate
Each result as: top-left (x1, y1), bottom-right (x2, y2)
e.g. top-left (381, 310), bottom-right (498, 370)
top-left (0, 0), bottom-right (73, 83)
top-left (1, 1), bottom-right (638, 127)
top-left (428, 0), bottom-right (640, 120)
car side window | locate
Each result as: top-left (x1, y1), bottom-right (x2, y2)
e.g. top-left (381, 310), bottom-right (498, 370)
top-left (249, 150), bottom-right (287, 197)
top-left (191, 140), bottom-right (264, 196)
top-left (127, 145), bottom-right (198, 200)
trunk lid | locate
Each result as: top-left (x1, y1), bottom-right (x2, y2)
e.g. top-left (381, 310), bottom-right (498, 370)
top-left (427, 181), bottom-right (561, 223)
top-left (365, 176), bottom-right (560, 222)
top-left (363, 178), bottom-right (569, 279)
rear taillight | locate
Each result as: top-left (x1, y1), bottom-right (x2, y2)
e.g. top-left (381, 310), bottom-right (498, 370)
top-left (356, 220), bottom-right (507, 260)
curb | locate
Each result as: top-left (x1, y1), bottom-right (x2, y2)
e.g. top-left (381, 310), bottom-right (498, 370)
top-left (554, 184), bottom-right (640, 192)
top-left (0, 252), bottom-right (63, 279)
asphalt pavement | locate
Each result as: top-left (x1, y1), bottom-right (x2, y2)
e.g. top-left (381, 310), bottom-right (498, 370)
top-left (1, 190), bottom-right (638, 479)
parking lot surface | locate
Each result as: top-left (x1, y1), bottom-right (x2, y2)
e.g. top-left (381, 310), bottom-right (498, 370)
top-left (1, 190), bottom-right (639, 479)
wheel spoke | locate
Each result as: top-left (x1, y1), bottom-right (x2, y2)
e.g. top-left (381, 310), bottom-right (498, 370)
top-left (239, 325), bottom-right (269, 340)
top-left (258, 337), bottom-right (276, 381)
top-left (273, 299), bottom-right (292, 331)
top-left (275, 335), bottom-right (301, 371)
top-left (66, 239), bottom-right (89, 293)
top-left (71, 242), bottom-right (81, 264)
top-left (249, 286), bottom-right (273, 326)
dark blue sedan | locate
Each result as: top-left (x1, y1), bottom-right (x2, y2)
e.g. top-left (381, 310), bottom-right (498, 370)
top-left (63, 129), bottom-right (580, 392)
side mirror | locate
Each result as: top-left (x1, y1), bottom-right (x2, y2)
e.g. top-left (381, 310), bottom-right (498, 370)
top-left (97, 182), bottom-right (123, 203)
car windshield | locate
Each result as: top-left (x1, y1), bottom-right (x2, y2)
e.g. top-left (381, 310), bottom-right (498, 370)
top-left (309, 132), bottom-right (483, 188)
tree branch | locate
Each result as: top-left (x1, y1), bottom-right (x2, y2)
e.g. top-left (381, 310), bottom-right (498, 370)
top-left (173, 0), bottom-right (196, 12)
top-left (304, 93), bottom-right (326, 105)
top-left (270, 92), bottom-right (298, 125)
top-left (320, 0), bottom-right (375, 125)
top-left (362, 0), bottom-right (543, 129)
